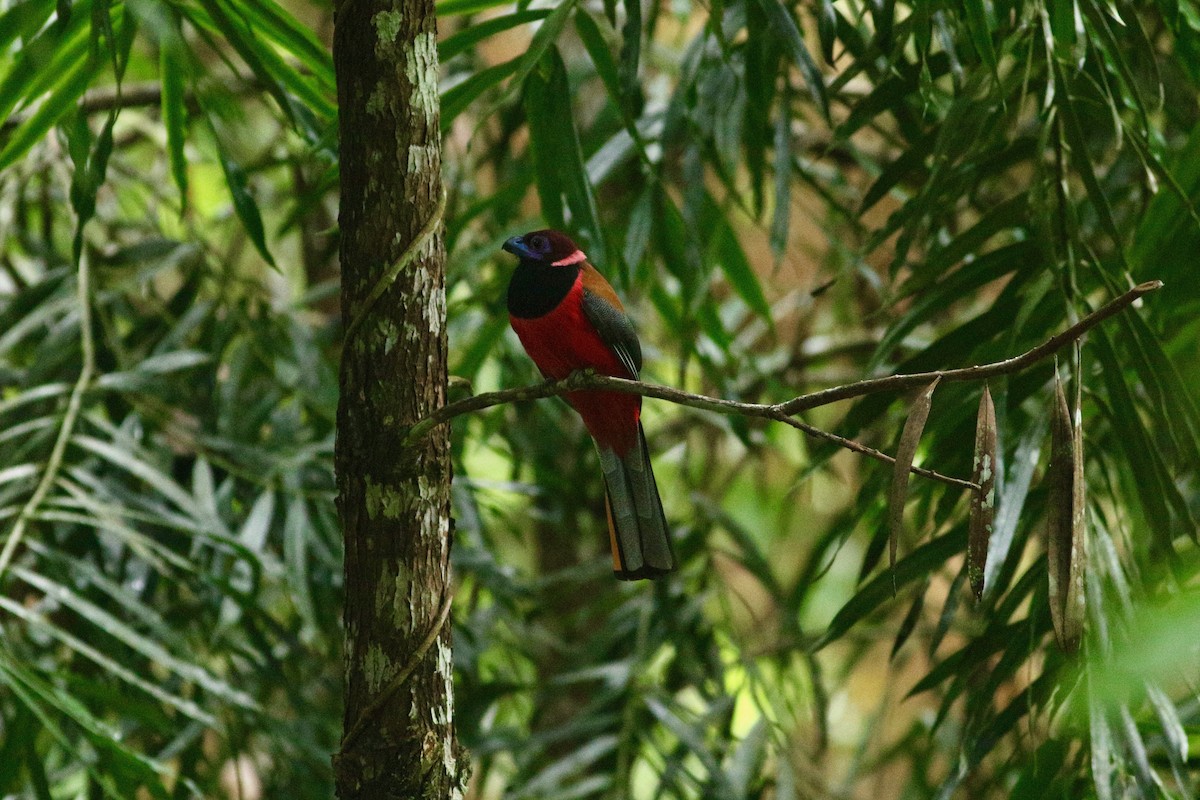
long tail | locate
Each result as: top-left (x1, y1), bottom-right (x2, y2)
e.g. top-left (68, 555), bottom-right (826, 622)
top-left (597, 424), bottom-right (675, 580)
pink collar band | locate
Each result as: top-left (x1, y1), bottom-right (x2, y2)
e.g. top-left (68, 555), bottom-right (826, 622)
top-left (551, 249), bottom-right (588, 266)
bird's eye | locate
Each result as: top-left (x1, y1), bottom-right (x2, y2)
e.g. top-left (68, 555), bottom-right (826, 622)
top-left (530, 235), bottom-right (548, 252)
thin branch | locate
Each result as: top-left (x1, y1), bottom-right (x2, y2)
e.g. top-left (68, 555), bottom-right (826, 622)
top-left (406, 281), bottom-right (1162, 489)
top-left (0, 251), bottom-right (97, 581)
top-left (2, 80), bottom-right (263, 131)
top-left (776, 280), bottom-right (1162, 414)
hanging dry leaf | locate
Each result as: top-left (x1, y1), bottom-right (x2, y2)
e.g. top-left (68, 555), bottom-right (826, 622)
top-left (1068, 368), bottom-right (1087, 645)
top-left (968, 385), bottom-right (997, 601)
top-left (1047, 373), bottom-right (1086, 653)
top-left (888, 377), bottom-right (941, 585)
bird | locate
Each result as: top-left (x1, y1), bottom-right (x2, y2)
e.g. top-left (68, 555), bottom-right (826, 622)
top-left (502, 229), bottom-right (674, 580)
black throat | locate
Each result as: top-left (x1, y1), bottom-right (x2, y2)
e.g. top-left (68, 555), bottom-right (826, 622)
top-left (506, 259), bottom-right (581, 319)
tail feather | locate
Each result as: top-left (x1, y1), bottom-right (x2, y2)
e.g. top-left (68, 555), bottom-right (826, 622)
top-left (597, 424), bottom-right (674, 580)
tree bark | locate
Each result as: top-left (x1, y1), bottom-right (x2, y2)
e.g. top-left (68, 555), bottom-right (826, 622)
top-left (332, 0), bottom-right (463, 797)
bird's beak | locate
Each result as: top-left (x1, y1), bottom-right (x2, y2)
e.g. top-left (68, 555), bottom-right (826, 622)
top-left (502, 236), bottom-right (530, 259)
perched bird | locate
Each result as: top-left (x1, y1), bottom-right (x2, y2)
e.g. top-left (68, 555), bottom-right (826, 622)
top-left (502, 229), bottom-right (674, 580)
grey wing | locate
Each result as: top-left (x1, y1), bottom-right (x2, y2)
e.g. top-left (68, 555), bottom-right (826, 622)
top-left (581, 288), bottom-right (642, 379)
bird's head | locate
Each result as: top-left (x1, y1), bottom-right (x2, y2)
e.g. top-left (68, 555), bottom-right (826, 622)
top-left (502, 230), bottom-right (587, 267)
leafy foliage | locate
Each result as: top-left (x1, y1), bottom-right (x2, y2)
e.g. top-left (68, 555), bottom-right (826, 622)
top-left (2, 0), bottom-right (1199, 797)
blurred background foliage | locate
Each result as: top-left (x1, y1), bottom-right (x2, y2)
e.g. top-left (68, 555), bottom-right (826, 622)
top-left (1, 0), bottom-right (1199, 796)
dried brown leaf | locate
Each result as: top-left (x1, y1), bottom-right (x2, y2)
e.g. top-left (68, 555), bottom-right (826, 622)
top-left (888, 378), bottom-right (940, 584)
top-left (968, 385), bottom-right (998, 601)
top-left (1047, 373), bottom-right (1086, 653)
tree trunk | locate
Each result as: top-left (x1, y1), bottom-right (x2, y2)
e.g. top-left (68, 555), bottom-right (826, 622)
top-left (332, 0), bottom-right (464, 797)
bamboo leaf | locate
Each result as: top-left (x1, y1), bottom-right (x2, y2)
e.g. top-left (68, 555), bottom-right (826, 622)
top-left (508, 0), bottom-right (576, 98)
top-left (985, 413), bottom-right (1048, 597)
top-left (962, 0), bottom-right (998, 72)
top-left (436, 0), bottom-right (515, 15)
top-left (212, 129), bottom-right (276, 267)
top-left (523, 47), bottom-right (608, 268)
top-left (574, 11), bottom-right (622, 106)
top-left (193, 0), bottom-right (318, 125)
top-left (817, 0), bottom-right (837, 62)
top-left (754, 0), bottom-right (829, 120)
top-left (891, 581), bottom-right (927, 658)
top-left (817, 530), bottom-right (962, 649)
top-left (238, 0), bottom-right (334, 92)
top-left (0, 591), bottom-right (219, 725)
top-left (0, 650), bottom-right (172, 798)
top-left (0, 0), bottom-right (55, 54)
top-left (888, 378), bottom-right (940, 579)
top-left (968, 385), bottom-right (998, 600)
top-left (0, 57), bottom-right (95, 174)
top-left (770, 87), bottom-right (791, 256)
top-left (159, 44), bottom-right (189, 213)
top-left (441, 57), bottom-right (519, 131)
top-left (0, 0), bottom-right (90, 125)
top-left (712, 218), bottom-right (772, 323)
top-left (441, 10), bottom-right (550, 62)
top-left (619, 0), bottom-right (641, 112)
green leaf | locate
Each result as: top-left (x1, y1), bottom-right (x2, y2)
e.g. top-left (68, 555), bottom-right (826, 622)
top-left (0, 650), bottom-right (172, 798)
top-left (1091, 330), bottom-right (1178, 550)
top-left (574, 11), bottom-right (621, 104)
top-left (770, 89), bottom-right (791, 256)
top-left (872, 240), bottom-right (1037, 370)
top-left (0, 586), bottom-right (222, 724)
top-left (160, 43), bottom-right (190, 213)
top-left (817, 0), bottom-right (837, 62)
top-left (712, 220), bottom-right (772, 323)
top-left (1053, 61), bottom-right (1124, 254)
top-left (441, 57), bottom-right (519, 131)
top-left (440, 9), bottom-right (550, 62)
top-left (962, 0), bottom-right (998, 72)
top-left (523, 47), bottom-right (608, 268)
top-left (284, 497), bottom-right (318, 634)
top-left (859, 130), bottom-right (935, 213)
top-left (211, 126), bottom-right (276, 267)
top-left (618, 0), bottom-right (642, 110)
top-left (508, 0), bottom-right (576, 98)
top-left (436, 0), bottom-right (516, 15)
top-left (0, 0), bottom-right (90, 125)
top-left (753, 0), bottom-right (828, 120)
top-left (645, 699), bottom-right (734, 794)
top-left (0, 0), bottom-right (55, 54)
top-left (193, 0), bottom-right (331, 127)
top-left (238, 0), bottom-right (334, 92)
top-left (71, 433), bottom-right (202, 520)
top-left (817, 530), bottom-right (962, 649)
top-left (0, 56), bottom-right (95, 173)
top-left (985, 414), bottom-right (1047, 597)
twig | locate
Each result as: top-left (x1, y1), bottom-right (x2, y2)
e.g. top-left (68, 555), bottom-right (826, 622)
top-left (0, 251), bottom-right (97, 581)
top-left (2, 80), bottom-right (264, 131)
top-left (339, 587), bottom-right (454, 752)
top-left (774, 281), bottom-right (1162, 414)
top-left (342, 187), bottom-right (447, 346)
top-left (405, 281), bottom-right (1162, 489)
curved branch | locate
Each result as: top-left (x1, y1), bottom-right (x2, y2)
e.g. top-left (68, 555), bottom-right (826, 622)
top-left (406, 280), bottom-right (1162, 489)
top-left (774, 280), bottom-right (1163, 414)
